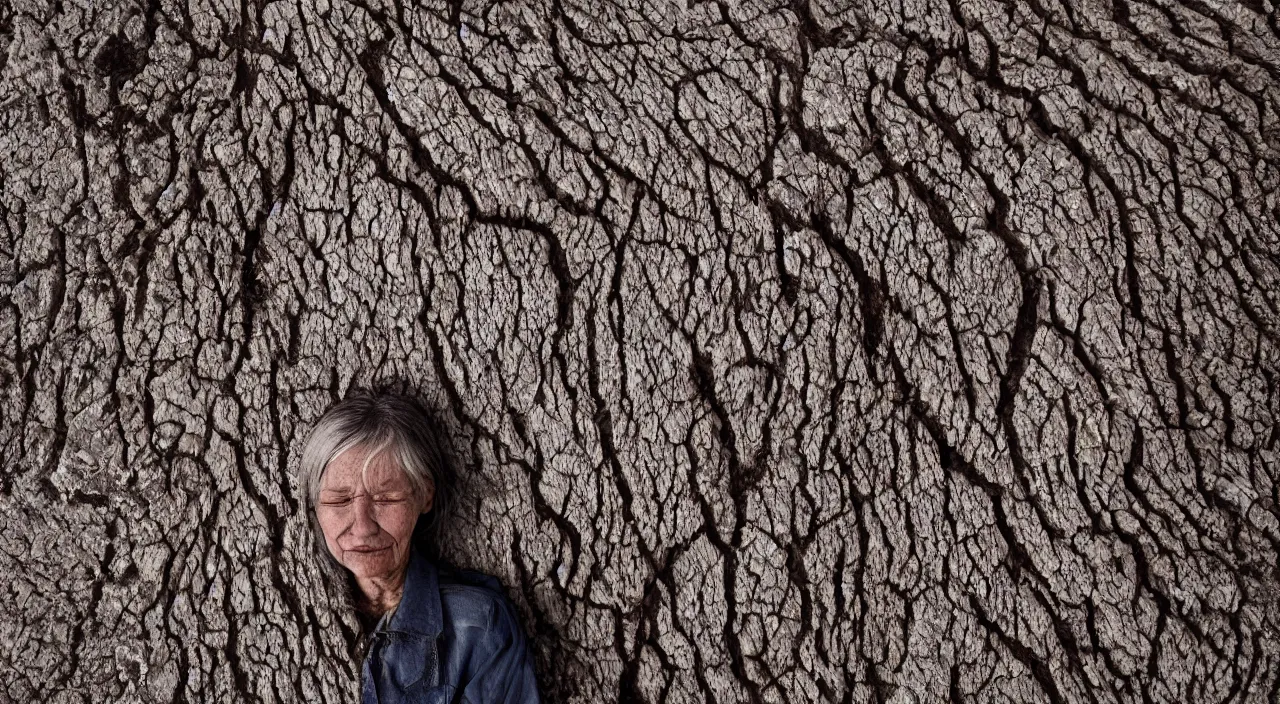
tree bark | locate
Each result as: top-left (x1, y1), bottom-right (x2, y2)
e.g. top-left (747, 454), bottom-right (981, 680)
top-left (2, 0), bottom-right (1278, 701)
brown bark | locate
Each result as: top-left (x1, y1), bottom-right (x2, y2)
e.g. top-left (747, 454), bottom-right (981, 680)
top-left (2, 0), bottom-right (1278, 701)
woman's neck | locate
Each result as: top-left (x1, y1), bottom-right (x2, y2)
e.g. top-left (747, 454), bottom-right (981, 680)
top-left (355, 568), bottom-right (407, 617)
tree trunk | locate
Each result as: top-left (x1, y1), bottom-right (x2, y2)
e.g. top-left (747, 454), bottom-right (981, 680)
top-left (2, 0), bottom-right (1278, 701)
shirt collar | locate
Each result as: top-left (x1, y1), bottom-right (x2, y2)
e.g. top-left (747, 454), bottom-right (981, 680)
top-left (381, 546), bottom-right (443, 639)
top-left (369, 547), bottom-right (443, 692)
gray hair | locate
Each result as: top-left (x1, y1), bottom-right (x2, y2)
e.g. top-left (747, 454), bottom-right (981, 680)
top-left (298, 388), bottom-right (457, 582)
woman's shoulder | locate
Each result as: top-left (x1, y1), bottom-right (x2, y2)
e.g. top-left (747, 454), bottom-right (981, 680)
top-left (434, 564), bottom-right (523, 638)
top-left (430, 563), bottom-right (540, 700)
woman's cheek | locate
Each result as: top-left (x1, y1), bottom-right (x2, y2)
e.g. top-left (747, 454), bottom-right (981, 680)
top-left (379, 505), bottom-right (417, 540)
top-left (316, 509), bottom-right (337, 541)
top-left (318, 511), bottom-right (341, 554)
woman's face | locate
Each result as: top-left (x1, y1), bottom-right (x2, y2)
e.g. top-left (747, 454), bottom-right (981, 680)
top-left (315, 443), bottom-right (433, 583)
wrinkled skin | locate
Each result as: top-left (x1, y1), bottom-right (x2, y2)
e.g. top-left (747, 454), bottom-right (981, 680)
top-left (316, 444), bottom-right (433, 614)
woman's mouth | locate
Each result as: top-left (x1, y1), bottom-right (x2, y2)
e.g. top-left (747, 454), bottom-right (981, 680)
top-left (348, 545), bottom-right (390, 553)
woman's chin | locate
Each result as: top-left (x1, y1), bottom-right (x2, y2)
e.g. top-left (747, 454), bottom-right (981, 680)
top-left (340, 548), bottom-right (400, 577)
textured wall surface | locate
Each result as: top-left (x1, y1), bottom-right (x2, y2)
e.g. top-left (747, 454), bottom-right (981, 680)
top-left (2, 0), bottom-right (1279, 701)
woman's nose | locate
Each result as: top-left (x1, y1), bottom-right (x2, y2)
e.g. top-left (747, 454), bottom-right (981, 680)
top-left (350, 496), bottom-right (379, 537)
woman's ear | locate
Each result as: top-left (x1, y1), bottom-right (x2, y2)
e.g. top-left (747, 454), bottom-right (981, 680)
top-left (420, 480), bottom-right (436, 514)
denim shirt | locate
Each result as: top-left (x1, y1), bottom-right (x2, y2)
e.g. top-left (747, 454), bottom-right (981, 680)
top-left (361, 549), bottom-right (541, 704)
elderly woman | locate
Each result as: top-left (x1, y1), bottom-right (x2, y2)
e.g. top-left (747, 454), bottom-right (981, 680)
top-left (299, 388), bottom-right (540, 704)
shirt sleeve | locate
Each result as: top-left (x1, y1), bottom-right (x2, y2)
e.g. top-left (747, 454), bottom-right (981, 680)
top-left (459, 595), bottom-right (541, 704)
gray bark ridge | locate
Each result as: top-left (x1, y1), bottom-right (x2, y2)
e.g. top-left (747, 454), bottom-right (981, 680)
top-left (2, 0), bottom-right (1278, 702)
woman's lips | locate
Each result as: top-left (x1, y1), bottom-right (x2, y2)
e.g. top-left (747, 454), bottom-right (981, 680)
top-left (347, 545), bottom-right (390, 553)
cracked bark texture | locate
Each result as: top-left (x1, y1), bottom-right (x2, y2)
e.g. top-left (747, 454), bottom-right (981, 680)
top-left (3, 0), bottom-right (1280, 701)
